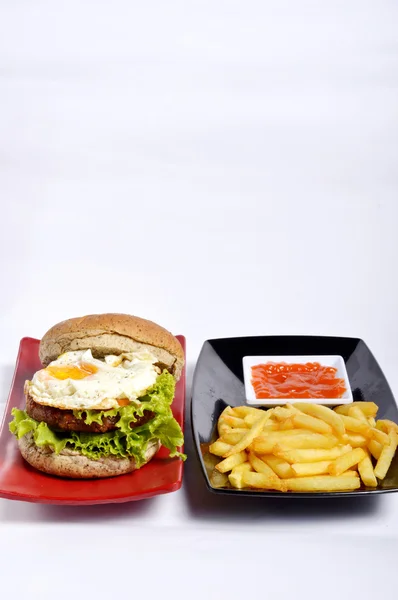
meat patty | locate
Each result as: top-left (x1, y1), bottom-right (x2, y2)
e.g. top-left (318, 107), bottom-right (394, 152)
top-left (25, 393), bottom-right (155, 434)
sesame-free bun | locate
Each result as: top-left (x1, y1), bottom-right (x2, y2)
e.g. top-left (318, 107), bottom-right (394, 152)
top-left (19, 432), bottom-right (161, 479)
top-left (39, 313), bottom-right (184, 379)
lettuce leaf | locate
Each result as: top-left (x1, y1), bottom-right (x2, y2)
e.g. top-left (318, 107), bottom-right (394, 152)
top-left (9, 371), bottom-right (186, 465)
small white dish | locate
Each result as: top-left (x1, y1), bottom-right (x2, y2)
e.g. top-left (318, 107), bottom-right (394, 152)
top-left (242, 355), bottom-right (353, 406)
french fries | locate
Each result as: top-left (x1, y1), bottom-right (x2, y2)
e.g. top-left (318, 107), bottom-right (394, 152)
top-left (291, 461), bottom-right (332, 477)
top-left (223, 413), bottom-right (271, 457)
top-left (261, 455), bottom-right (294, 478)
top-left (374, 431), bottom-right (398, 480)
top-left (206, 402), bottom-right (398, 492)
top-left (209, 440), bottom-right (232, 456)
top-left (368, 439), bottom-right (383, 460)
top-left (242, 470), bottom-right (286, 492)
top-left (253, 432), bottom-right (338, 454)
top-left (334, 402), bottom-right (378, 418)
top-left (358, 453), bottom-right (377, 487)
top-left (284, 475), bottom-right (361, 492)
top-left (343, 433), bottom-right (368, 448)
top-left (275, 446), bottom-right (351, 464)
top-left (340, 415), bottom-right (371, 437)
top-left (293, 403), bottom-right (345, 437)
top-left (215, 451), bottom-right (247, 473)
top-left (328, 448), bottom-right (366, 476)
top-left (292, 413), bottom-right (333, 435)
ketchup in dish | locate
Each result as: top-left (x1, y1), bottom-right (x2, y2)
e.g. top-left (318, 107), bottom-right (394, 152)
top-left (251, 362), bottom-right (347, 400)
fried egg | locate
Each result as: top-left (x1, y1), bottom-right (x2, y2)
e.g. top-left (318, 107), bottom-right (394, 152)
top-left (27, 349), bottom-right (160, 410)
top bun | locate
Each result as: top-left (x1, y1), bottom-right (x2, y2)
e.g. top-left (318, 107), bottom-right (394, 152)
top-left (39, 313), bottom-right (184, 380)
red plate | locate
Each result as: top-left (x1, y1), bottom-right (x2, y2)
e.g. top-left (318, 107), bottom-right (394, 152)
top-left (0, 336), bottom-right (186, 505)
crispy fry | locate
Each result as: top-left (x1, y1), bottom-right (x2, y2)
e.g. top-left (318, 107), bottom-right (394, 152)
top-left (284, 475), bottom-right (360, 492)
top-left (242, 470), bottom-right (286, 492)
top-left (334, 402), bottom-right (378, 418)
top-left (279, 418), bottom-right (295, 430)
top-left (376, 420), bottom-right (398, 434)
top-left (229, 462), bottom-right (252, 488)
top-left (265, 433), bottom-right (339, 454)
top-left (228, 471), bottom-right (245, 489)
top-left (292, 413), bottom-right (333, 435)
top-left (340, 415), bottom-right (371, 437)
top-left (275, 445), bottom-right (351, 464)
top-left (370, 428), bottom-right (390, 445)
top-left (261, 455), bottom-right (294, 478)
top-left (291, 461), bottom-right (331, 477)
top-left (209, 469), bottom-right (229, 488)
top-left (294, 403), bottom-right (345, 437)
top-left (328, 448), bottom-right (366, 476)
top-left (248, 451), bottom-right (280, 479)
top-left (209, 440), bottom-right (232, 457)
top-left (221, 430), bottom-right (248, 444)
top-left (209, 402), bottom-right (397, 492)
top-left (348, 405), bottom-right (368, 424)
top-left (233, 406), bottom-right (265, 418)
top-left (343, 433), bottom-right (368, 448)
top-left (215, 451), bottom-right (247, 473)
top-left (374, 431), bottom-right (398, 480)
top-left (223, 415), bottom-right (248, 429)
top-left (368, 439), bottom-right (383, 460)
top-left (358, 453), bottom-right (377, 487)
top-left (244, 413), bottom-right (279, 429)
top-left (224, 413), bottom-right (271, 457)
top-left (272, 406), bottom-right (298, 421)
top-left (231, 462), bottom-right (253, 475)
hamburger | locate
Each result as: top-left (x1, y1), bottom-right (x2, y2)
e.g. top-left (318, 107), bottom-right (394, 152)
top-left (9, 313), bottom-right (185, 479)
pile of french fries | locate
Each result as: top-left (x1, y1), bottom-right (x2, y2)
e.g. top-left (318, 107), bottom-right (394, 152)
top-left (208, 402), bottom-right (398, 492)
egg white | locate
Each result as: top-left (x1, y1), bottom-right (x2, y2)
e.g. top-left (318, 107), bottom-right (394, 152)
top-left (27, 349), bottom-right (160, 410)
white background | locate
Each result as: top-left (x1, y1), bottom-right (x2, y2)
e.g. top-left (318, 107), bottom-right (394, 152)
top-left (1, 1), bottom-right (398, 598)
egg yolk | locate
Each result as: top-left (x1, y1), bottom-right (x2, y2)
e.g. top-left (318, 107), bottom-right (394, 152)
top-left (46, 362), bottom-right (98, 380)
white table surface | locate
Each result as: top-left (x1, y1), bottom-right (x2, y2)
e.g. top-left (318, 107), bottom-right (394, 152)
top-left (1, 1), bottom-right (398, 598)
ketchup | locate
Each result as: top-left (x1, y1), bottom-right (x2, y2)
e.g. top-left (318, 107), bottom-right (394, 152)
top-left (251, 362), bottom-right (346, 399)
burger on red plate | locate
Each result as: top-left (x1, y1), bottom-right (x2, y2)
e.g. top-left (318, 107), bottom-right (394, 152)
top-left (9, 313), bottom-right (185, 479)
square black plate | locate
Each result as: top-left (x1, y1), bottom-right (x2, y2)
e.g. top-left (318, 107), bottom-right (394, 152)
top-left (191, 336), bottom-right (398, 497)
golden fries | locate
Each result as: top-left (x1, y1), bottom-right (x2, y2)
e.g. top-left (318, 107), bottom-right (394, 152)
top-left (340, 415), bottom-right (371, 437)
top-left (294, 403), bottom-right (345, 437)
top-left (221, 430), bottom-right (248, 445)
top-left (292, 413), bottom-right (333, 435)
top-left (370, 428), bottom-right (390, 445)
top-left (343, 433), bottom-right (368, 448)
top-left (229, 462), bottom-right (253, 488)
top-left (358, 453), bottom-right (377, 487)
top-left (261, 455), bottom-right (294, 478)
top-left (215, 451), bottom-right (247, 473)
top-left (348, 405), bottom-right (368, 423)
top-left (291, 461), bottom-right (332, 477)
top-left (368, 439), bottom-right (383, 460)
top-left (206, 401), bottom-right (398, 492)
top-left (284, 475), bottom-right (361, 492)
top-left (334, 402), bottom-right (378, 418)
top-left (275, 446), bottom-right (351, 464)
top-left (223, 415), bottom-right (248, 429)
top-left (209, 440), bottom-right (232, 456)
top-left (374, 431), bottom-right (398, 480)
top-left (209, 469), bottom-right (229, 488)
top-left (223, 413), bottom-right (271, 457)
top-left (328, 448), bottom-right (366, 476)
top-left (242, 470), bottom-right (286, 492)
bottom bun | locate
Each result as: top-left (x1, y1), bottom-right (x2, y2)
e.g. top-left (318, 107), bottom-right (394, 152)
top-left (18, 432), bottom-right (160, 479)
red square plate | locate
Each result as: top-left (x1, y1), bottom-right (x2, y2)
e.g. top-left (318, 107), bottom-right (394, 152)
top-left (0, 336), bottom-right (186, 505)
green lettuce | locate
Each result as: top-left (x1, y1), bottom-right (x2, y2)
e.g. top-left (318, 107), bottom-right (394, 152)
top-left (9, 371), bottom-right (186, 465)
